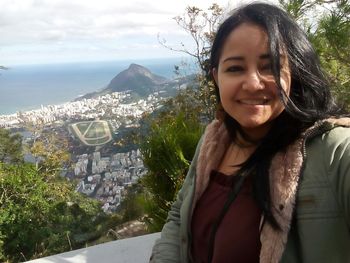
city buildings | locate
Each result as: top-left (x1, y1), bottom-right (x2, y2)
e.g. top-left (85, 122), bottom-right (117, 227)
top-left (0, 90), bottom-right (164, 212)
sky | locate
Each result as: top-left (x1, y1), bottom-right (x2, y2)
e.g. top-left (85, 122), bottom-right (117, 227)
top-left (0, 0), bottom-right (261, 66)
top-left (0, 0), bottom-right (281, 66)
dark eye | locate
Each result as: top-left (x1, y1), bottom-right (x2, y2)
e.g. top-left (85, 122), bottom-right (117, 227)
top-left (226, 66), bottom-right (244, 72)
top-left (260, 64), bottom-right (273, 72)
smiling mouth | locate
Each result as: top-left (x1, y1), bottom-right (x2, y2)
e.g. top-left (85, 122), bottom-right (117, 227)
top-left (238, 99), bottom-right (269, 105)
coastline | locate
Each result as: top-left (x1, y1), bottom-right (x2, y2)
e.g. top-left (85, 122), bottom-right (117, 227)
top-left (0, 90), bottom-right (165, 129)
top-left (0, 58), bottom-right (187, 115)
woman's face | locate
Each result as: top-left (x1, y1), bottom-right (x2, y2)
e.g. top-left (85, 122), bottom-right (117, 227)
top-left (213, 23), bottom-right (291, 140)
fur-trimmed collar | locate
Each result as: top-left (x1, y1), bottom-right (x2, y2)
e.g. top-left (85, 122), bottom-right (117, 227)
top-left (194, 117), bottom-right (350, 263)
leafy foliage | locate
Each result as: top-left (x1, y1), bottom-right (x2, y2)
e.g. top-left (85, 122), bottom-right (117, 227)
top-left (30, 133), bottom-right (70, 180)
top-left (120, 183), bottom-right (145, 222)
top-left (0, 129), bottom-right (23, 164)
top-left (0, 162), bottom-right (108, 262)
top-left (139, 97), bottom-right (204, 231)
top-left (279, 0), bottom-right (350, 107)
top-left (0, 128), bottom-right (125, 262)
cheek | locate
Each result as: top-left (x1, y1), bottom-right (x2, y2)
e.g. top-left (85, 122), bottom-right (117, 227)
top-left (218, 78), bottom-right (238, 97)
top-left (218, 88), bottom-right (235, 106)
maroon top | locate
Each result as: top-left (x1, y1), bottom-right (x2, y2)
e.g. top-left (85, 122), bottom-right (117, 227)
top-left (191, 170), bottom-right (262, 263)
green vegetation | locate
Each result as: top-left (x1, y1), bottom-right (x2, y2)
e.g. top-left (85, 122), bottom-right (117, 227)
top-left (139, 94), bottom-right (204, 231)
top-left (120, 183), bottom-right (145, 222)
top-left (279, 0), bottom-right (350, 108)
top-left (0, 129), bottom-right (22, 164)
top-left (0, 127), bottom-right (117, 262)
top-left (0, 163), bottom-right (108, 262)
top-left (76, 122), bottom-right (90, 135)
top-left (85, 122), bottom-right (105, 138)
top-left (30, 133), bottom-right (70, 178)
top-left (0, 126), bottom-right (143, 262)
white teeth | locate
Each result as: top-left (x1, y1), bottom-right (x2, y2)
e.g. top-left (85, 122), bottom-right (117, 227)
top-left (239, 99), bottom-right (268, 105)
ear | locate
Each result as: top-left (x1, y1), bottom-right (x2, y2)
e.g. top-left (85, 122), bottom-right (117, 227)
top-left (212, 68), bottom-right (219, 85)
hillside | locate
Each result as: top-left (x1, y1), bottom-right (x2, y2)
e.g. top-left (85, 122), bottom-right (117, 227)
top-left (105, 63), bottom-right (167, 94)
top-left (78, 64), bottom-right (169, 100)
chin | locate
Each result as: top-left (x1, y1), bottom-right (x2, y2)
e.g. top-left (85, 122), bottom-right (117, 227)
top-left (238, 120), bottom-right (269, 129)
top-left (239, 121), bottom-right (272, 138)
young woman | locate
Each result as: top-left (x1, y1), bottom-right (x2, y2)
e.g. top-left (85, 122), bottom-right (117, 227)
top-left (150, 3), bottom-right (350, 263)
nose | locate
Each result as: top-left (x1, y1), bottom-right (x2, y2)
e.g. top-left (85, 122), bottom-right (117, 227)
top-left (242, 71), bottom-right (264, 91)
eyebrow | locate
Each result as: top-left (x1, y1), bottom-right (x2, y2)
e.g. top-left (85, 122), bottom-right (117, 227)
top-left (222, 53), bottom-right (271, 62)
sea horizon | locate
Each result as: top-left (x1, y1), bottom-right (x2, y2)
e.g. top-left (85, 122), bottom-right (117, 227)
top-left (0, 57), bottom-right (195, 115)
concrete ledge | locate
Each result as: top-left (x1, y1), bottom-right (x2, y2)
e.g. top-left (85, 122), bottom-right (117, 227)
top-left (26, 233), bottom-right (160, 263)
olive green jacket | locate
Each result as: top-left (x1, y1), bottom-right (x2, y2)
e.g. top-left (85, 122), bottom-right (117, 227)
top-left (150, 118), bottom-right (350, 263)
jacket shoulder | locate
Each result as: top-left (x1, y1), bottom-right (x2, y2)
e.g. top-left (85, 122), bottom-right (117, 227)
top-left (303, 125), bottom-right (350, 223)
top-left (306, 125), bottom-right (350, 168)
top-left (306, 125), bottom-right (350, 157)
top-left (321, 126), bottom-right (350, 146)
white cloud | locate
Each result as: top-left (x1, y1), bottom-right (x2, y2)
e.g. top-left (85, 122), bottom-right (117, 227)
top-left (1, 0), bottom-right (279, 65)
top-left (0, 0), bottom-right (223, 42)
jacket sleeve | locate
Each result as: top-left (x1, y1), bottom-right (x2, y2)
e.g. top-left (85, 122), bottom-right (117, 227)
top-left (150, 136), bottom-right (203, 263)
top-left (332, 128), bottom-right (350, 225)
top-left (324, 127), bottom-right (350, 226)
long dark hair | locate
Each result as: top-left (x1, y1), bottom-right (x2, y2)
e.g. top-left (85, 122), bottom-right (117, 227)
top-left (210, 2), bottom-right (346, 229)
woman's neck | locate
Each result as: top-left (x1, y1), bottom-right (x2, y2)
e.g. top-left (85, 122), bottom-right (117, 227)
top-left (217, 138), bottom-right (257, 176)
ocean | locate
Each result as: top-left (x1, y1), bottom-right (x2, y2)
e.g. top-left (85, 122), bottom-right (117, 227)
top-left (0, 57), bottom-right (190, 115)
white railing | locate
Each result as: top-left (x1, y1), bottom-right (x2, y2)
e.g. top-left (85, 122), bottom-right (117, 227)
top-left (26, 233), bottom-right (160, 263)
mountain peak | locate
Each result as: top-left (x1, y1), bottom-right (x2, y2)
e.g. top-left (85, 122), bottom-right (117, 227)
top-left (77, 63), bottom-right (169, 100)
top-left (103, 64), bottom-right (167, 96)
top-left (126, 63), bottom-right (153, 78)
top-left (128, 63), bottom-right (146, 70)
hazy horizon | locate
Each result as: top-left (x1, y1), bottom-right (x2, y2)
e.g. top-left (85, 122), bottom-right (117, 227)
top-left (0, 57), bottom-right (195, 115)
